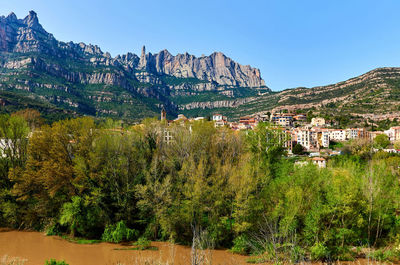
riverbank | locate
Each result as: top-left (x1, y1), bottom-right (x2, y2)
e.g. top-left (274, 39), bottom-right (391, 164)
top-left (0, 230), bottom-right (248, 265)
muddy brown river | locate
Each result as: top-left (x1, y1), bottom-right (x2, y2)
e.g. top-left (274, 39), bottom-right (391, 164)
top-left (0, 230), bottom-right (389, 265)
top-left (0, 230), bottom-right (249, 265)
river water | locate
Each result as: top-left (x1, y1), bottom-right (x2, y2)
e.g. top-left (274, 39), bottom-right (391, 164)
top-left (0, 229), bottom-right (248, 265)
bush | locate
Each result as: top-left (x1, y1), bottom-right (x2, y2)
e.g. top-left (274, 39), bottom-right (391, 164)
top-left (45, 222), bottom-right (61, 236)
top-left (44, 259), bottom-right (68, 265)
top-left (368, 249), bottom-right (400, 262)
top-left (133, 237), bottom-right (151, 250)
top-left (230, 235), bottom-right (250, 255)
top-left (102, 221), bottom-right (138, 243)
top-left (333, 246), bottom-right (356, 261)
top-left (292, 143), bottom-right (304, 155)
top-left (310, 242), bottom-right (329, 261)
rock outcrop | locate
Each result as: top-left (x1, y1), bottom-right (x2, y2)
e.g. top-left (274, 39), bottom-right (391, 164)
top-left (135, 47), bottom-right (265, 87)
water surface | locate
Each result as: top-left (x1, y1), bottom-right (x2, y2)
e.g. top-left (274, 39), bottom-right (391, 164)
top-left (0, 230), bottom-right (248, 265)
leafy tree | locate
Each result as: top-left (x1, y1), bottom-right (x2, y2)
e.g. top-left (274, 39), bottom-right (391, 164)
top-left (373, 134), bottom-right (390, 149)
top-left (292, 143), bottom-right (304, 155)
top-left (59, 196), bottom-right (104, 238)
top-left (102, 220), bottom-right (138, 243)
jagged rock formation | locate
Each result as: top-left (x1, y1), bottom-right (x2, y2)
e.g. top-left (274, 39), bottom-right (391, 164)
top-left (0, 11), bottom-right (269, 120)
top-left (137, 46), bottom-right (265, 87)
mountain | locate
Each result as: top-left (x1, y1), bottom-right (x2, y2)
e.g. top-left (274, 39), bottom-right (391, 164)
top-left (2, 11), bottom-right (399, 123)
top-left (0, 11), bottom-right (268, 121)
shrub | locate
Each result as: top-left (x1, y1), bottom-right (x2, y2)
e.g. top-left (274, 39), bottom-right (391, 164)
top-left (333, 246), bottom-right (356, 261)
top-left (102, 221), bottom-right (138, 243)
top-left (292, 143), bottom-right (304, 155)
top-left (45, 222), bottom-right (61, 236)
top-left (310, 242), bottom-right (329, 261)
top-left (230, 235), bottom-right (250, 255)
top-left (44, 259), bottom-right (68, 265)
top-left (133, 237), bottom-right (151, 250)
top-left (368, 248), bottom-right (400, 262)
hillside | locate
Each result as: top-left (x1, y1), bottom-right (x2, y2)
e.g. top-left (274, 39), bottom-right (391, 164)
top-left (269, 67), bottom-right (400, 120)
top-left (0, 11), bottom-right (268, 121)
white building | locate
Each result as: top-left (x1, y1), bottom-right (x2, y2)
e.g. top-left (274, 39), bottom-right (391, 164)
top-left (328, 129), bottom-right (346, 141)
top-left (345, 128), bottom-right (367, 140)
top-left (384, 126), bottom-right (400, 142)
top-left (319, 131), bottom-right (330, 148)
top-left (295, 129), bottom-right (317, 151)
top-left (213, 114), bottom-right (228, 127)
top-left (311, 117), bottom-right (326, 127)
top-left (271, 113), bottom-right (293, 127)
top-left (312, 157), bottom-right (326, 168)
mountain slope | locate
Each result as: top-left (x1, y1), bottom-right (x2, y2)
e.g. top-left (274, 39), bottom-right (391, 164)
top-left (193, 67), bottom-right (400, 121)
top-left (268, 67), bottom-right (400, 119)
top-left (0, 11), bottom-right (268, 120)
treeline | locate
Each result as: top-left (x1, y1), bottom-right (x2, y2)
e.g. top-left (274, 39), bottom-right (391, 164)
top-left (0, 110), bottom-right (400, 262)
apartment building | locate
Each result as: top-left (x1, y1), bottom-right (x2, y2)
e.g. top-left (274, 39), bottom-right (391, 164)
top-left (270, 113), bottom-right (294, 127)
top-left (328, 129), bottom-right (346, 141)
top-left (346, 128), bottom-right (368, 140)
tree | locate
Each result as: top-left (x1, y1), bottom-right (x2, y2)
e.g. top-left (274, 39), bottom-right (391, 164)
top-left (59, 196), bottom-right (103, 238)
top-left (12, 109), bottom-right (43, 131)
top-left (394, 140), bottom-right (400, 150)
top-left (373, 134), bottom-right (390, 149)
top-left (292, 143), bottom-right (304, 155)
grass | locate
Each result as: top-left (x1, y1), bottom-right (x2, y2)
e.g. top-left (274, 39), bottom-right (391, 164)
top-left (60, 235), bottom-right (101, 244)
top-left (113, 246), bottom-right (158, 251)
top-left (114, 237), bottom-right (158, 251)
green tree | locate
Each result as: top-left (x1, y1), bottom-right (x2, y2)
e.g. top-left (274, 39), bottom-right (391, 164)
top-left (59, 196), bottom-right (103, 238)
top-left (373, 134), bottom-right (390, 149)
top-left (292, 143), bottom-right (304, 155)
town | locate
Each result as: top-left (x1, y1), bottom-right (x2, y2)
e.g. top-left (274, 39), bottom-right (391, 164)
top-left (160, 109), bottom-right (400, 168)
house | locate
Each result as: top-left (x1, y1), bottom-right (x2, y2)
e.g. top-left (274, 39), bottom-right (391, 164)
top-left (312, 157), bottom-right (326, 168)
top-left (270, 113), bottom-right (294, 127)
top-left (213, 114), bottom-right (224, 122)
top-left (384, 126), bottom-right (400, 142)
top-left (311, 117), bottom-right (326, 127)
top-left (239, 116), bottom-right (258, 129)
top-left (369, 131), bottom-right (384, 141)
top-left (213, 114), bottom-right (228, 127)
top-left (175, 114), bottom-right (188, 121)
top-left (293, 114), bottom-right (307, 124)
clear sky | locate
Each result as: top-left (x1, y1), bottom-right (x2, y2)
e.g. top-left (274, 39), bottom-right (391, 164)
top-left (1, 0), bottom-right (400, 91)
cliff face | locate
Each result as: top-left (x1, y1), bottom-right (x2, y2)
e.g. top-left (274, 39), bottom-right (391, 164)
top-left (137, 46), bottom-right (265, 87)
top-left (0, 11), bottom-right (268, 119)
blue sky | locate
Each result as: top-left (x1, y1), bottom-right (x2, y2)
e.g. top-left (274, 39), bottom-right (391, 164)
top-left (2, 0), bottom-right (400, 91)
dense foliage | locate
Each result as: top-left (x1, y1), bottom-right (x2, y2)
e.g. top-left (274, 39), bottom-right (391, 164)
top-left (0, 112), bottom-right (400, 262)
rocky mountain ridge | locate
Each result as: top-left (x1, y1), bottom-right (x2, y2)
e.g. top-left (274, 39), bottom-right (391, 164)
top-left (0, 11), bottom-right (268, 120)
